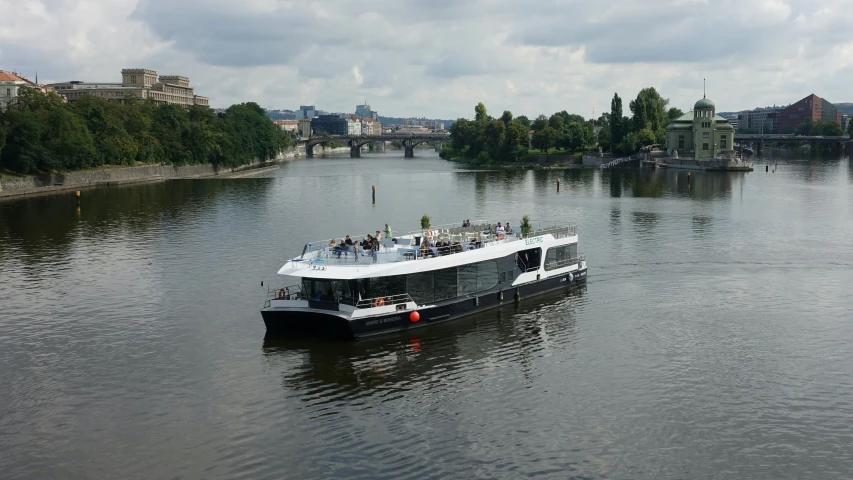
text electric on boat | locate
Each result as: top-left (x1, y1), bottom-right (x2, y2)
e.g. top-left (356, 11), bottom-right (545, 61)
top-left (261, 220), bottom-right (588, 339)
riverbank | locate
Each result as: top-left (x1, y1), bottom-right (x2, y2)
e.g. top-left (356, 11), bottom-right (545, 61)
top-left (0, 144), bottom-right (349, 200)
top-left (446, 151), bottom-right (589, 170)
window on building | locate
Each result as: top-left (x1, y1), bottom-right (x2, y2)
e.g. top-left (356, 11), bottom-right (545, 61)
top-left (5, 88), bottom-right (9, 97)
top-left (703, 131), bottom-right (710, 138)
top-left (678, 135), bottom-right (685, 150)
top-left (721, 138), bottom-right (727, 149)
top-left (702, 143), bottom-right (709, 150)
top-left (130, 75), bottom-right (136, 84)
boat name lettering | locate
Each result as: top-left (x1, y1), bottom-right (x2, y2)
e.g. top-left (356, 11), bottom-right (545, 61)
top-left (365, 316), bottom-right (402, 326)
top-left (524, 236), bottom-right (544, 245)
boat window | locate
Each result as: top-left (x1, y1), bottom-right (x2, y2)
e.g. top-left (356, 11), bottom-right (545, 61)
top-left (457, 264), bottom-right (478, 297)
top-left (358, 275), bottom-right (406, 302)
top-left (516, 248), bottom-right (542, 272)
top-left (476, 261), bottom-right (498, 291)
top-left (407, 272), bottom-right (435, 304)
top-left (302, 279), bottom-right (340, 303)
top-left (544, 243), bottom-right (578, 271)
top-left (434, 267), bottom-right (458, 301)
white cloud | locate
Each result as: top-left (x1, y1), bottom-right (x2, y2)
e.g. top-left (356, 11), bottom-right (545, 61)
top-left (351, 66), bottom-right (363, 86)
top-left (0, 0), bottom-right (851, 118)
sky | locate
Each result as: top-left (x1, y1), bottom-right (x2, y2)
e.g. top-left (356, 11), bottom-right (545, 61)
top-left (1, 0), bottom-right (852, 119)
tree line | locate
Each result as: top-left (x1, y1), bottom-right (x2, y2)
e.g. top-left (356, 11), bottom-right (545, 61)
top-left (440, 87), bottom-right (685, 163)
top-left (440, 102), bottom-right (598, 163)
top-left (0, 87), bottom-right (291, 174)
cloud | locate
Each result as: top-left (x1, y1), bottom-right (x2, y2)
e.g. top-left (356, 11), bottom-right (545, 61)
top-left (351, 66), bottom-right (363, 86)
top-left (1, 0), bottom-right (851, 118)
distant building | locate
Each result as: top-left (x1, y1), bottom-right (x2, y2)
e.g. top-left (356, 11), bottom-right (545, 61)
top-left (355, 103), bottom-right (378, 120)
top-left (422, 120), bottom-right (445, 131)
top-left (361, 117), bottom-right (381, 136)
top-left (843, 115), bottom-right (851, 133)
top-left (298, 117), bottom-right (312, 139)
top-left (311, 114), bottom-right (347, 136)
top-left (737, 109), bottom-right (779, 133)
top-left (725, 114), bottom-right (739, 131)
top-left (296, 105), bottom-right (316, 118)
top-left (664, 96), bottom-right (734, 159)
top-left (273, 119), bottom-right (298, 132)
top-left (47, 68), bottom-right (209, 107)
top-left (0, 70), bottom-right (50, 110)
top-left (346, 116), bottom-right (362, 135)
top-left (777, 94), bottom-right (841, 133)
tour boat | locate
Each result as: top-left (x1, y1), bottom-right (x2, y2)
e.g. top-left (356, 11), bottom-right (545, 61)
top-left (261, 220), bottom-right (587, 339)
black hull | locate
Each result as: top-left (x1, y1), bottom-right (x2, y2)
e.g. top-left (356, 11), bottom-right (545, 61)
top-left (263, 269), bottom-right (587, 339)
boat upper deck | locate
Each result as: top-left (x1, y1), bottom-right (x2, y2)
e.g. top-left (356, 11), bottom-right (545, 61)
top-left (284, 221), bottom-right (578, 270)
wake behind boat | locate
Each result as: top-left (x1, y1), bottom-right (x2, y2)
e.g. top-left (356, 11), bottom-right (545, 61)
top-left (261, 220), bottom-right (587, 339)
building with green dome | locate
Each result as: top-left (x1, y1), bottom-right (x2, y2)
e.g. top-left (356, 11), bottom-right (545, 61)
top-left (665, 96), bottom-right (735, 160)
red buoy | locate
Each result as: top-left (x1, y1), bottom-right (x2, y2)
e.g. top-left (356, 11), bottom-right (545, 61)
top-left (409, 311), bottom-right (420, 323)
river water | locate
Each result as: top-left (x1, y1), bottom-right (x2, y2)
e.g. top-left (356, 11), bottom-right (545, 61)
top-left (1, 151), bottom-right (853, 479)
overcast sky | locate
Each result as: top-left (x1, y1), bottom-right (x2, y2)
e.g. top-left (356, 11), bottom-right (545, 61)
top-left (1, 0), bottom-right (851, 119)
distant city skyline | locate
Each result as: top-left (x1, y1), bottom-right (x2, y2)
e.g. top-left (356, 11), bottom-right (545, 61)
top-left (2, 1), bottom-right (851, 119)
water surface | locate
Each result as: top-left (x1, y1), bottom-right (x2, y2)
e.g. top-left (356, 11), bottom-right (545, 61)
top-left (1, 151), bottom-right (852, 479)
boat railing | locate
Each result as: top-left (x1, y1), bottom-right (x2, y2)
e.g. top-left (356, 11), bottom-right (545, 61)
top-left (291, 220), bottom-right (578, 265)
top-left (355, 293), bottom-right (415, 309)
top-left (264, 284), bottom-right (304, 307)
top-left (544, 254), bottom-right (586, 271)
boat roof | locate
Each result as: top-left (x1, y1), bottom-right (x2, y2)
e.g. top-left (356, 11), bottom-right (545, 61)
top-left (277, 221), bottom-right (578, 280)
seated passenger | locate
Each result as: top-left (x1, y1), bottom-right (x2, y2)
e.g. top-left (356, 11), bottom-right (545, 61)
top-left (505, 223), bottom-right (513, 234)
top-left (483, 224), bottom-right (492, 235)
top-left (328, 239), bottom-right (336, 249)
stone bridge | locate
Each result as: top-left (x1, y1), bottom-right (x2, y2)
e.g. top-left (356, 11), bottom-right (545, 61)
top-left (303, 134), bottom-right (449, 158)
top-left (734, 134), bottom-right (851, 155)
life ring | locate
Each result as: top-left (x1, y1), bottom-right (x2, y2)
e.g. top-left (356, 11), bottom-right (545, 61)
top-left (425, 229), bottom-right (434, 238)
top-left (373, 297), bottom-right (386, 307)
top-left (277, 289), bottom-right (286, 299)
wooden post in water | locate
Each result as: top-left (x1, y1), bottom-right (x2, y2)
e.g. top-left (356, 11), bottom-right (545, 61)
top-left (556, 178), bottom-right (560, 192)
top-left (75, 191), bottom-right (80, 207)
top-left (372, 185), bottom-right (375, 204)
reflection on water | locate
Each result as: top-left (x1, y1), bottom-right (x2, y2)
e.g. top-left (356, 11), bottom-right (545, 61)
top-left (263, 288), bottom-right (584, 392)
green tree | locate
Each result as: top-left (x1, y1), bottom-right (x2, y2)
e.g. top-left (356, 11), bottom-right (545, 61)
top-left (515, 115), bottom-right (531, 129)
top-left (504, 121), bottom-right (529, 161)
top-left (610, 93), bottom-right (624, 148)
top-left (566, 121), bottom-right (586, 151)
top-left (795, 117), bottom-right (813, 136)
top-left (548, 113), bottom-right (565, 131)
top-left (474, 102), bottom-right (488, 123)
top-left (816, 120), bottom-right (842, 136)
top-left (484, 119), bottom-right (506, 158)
top-left (0, 127), bottom-right (6, 160)
top-left (667, 107), bottom-right (684, 122)
top-left (532, 115), bottom-right (548, 132)
top-left (500, 110), bottom-right (513, 126)
top-left (629, 87), bottom-right (669, 143)
top-left (597, 124), bottom-right (611, 151)
top-left (848, 119), bottom-right (853, 137)
top-left (532, 126), bottom-right (556, 152)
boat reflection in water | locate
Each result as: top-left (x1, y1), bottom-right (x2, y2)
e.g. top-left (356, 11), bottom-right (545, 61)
top-left (261, 286), bottom-right (586, 391)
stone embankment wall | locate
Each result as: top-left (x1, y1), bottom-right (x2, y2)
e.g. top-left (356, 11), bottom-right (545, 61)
top-left (0, 145), bottom-right (315, 199)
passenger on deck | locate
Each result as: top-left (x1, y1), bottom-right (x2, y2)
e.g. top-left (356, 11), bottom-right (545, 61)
top-left (473, 236), bottom-right (483, 249)
top-left (483, 224), bottom-right (493, 235)
top-left (384, 224), bottom-right (392, 239)
top-left (370, 236), bottom-right (380, 262)
top-left (505, 223), bottom-right (513, 235)
top-left (495, 223), bottom-right (505, 240)
top-left (334, 239), bottom-right (347, 257)
top-left (375, 230), bottom-right (382, 241)
top-left (328, 239), bottom-right (336, 249)
top-left (462, 219), bottom-right (470, 228)
top-left (420, 238), bottom-right (435, 257)
top-left (453, 241), bottom-right (463, 253)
